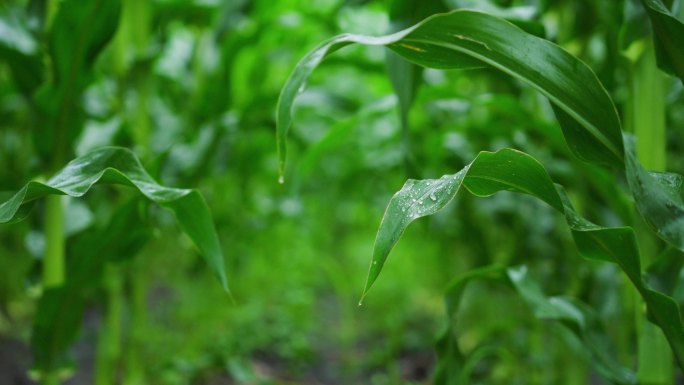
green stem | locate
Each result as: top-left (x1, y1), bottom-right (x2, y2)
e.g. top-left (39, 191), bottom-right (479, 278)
top-left (95, 265), bottom-right (123, 385)
top-left (124, 261), bottom-right (146, 385)
top-left (628, 39), bottom-right (673, 384)
top-left (41, 372), bottom-right (61, 385)
top-left (43, 195), bottom-right (64, 288)
top-left (40, 2), bottom-right (67, 384)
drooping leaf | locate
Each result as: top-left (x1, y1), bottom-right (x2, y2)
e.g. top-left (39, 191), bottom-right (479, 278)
top-left (363, 147), bottom-right (684, 371)
top-left (639, 0), bottom-right (684, 83)
top-left (626, 136), bottom-right (684, 251)
top-left (0, 147), bottom-right (229, 292)
top-left (277, 10), bottom-right (625, 178)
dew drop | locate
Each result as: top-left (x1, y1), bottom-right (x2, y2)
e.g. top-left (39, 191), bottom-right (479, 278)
top-left (278, 175), bottom-right (285, 184)
top-left (418, 199), bottom-right (423, 205)
top-left (430, 193), bottom-right (437, 201)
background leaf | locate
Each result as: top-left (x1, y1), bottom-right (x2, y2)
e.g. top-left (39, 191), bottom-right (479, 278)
top-left (0, 147), bottom-right (229, 292)
top-left (31, 198), bottom-right (152, 375)
top-left (639, 0), bottom-right (684, 83)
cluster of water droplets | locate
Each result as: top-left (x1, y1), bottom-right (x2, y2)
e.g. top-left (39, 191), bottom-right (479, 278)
top-left (395, 173), bottom-right (463, 220)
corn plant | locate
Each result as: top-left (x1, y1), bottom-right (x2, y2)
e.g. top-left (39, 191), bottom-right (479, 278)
top-left (278, 1), bottom-right (684, 383)
top-left (0, 1), bottom-right (228, 384)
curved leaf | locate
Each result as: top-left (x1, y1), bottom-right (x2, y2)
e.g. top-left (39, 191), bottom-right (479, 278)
top-left (277, 10), bottom-right (624, 178)
top-left (363, 147), bottom-right (684, 371)
top-left (640, 0), bottom-right (684, 83)
top-left (0, 147), bottom-right (229, 292)
top-left (626, 136), bottom-right (684, 250)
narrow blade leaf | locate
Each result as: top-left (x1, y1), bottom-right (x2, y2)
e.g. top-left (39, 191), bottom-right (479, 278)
top-left (277, 10), bottom-right (625, 178)
top-left (640, 0), bottom-right (684, 83)
top-left (0, 147), bottom-right (229, 292)
top-left (365, 147), bottom-right (684, 371)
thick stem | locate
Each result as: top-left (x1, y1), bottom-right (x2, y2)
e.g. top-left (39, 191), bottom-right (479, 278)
top-left (43, 195), bottom-right (64, 288)
top-left (95, 265), bottom-right (123, 385)
top-left (629, 39), bottom-right (673, 384)
top-left (41, 372), bottom-right (61, 385)
top-left (124, 261), bottom-right (146, 385)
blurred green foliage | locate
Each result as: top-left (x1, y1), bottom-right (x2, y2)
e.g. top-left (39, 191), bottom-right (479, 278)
top-left (0, 0), bottom-right (684, 384)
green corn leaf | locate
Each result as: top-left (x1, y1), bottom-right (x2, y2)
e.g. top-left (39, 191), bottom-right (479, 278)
top-left (626, 136), bottom-right (684, 250)
top-left (0, 147), bottom-right (229, 293)
top-left (363, 147), bottom-right (684, 371)
top-left (639, 0), bottom-right (684, 83)
top-left (435, 265), bottom-right (635, 384)
top-left (0, 7), bottom-right (44, 96)
top-left (507, 266), bottom-right (636, 384)
top-left (49, 0), bottom-right (121, 87)
top-left (35, 0), bottom-right (121, 160)
top-left (434, 265), bottom-right (504, 385)
top-left (277, 10), bottom-right (625, 179)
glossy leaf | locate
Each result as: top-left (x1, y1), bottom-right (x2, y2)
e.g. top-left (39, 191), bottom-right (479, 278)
top-left (626, 136), bottom-right (684, 250)
top-left (640, 0), bottom-right (684, 83)
top-left (277, 10), bottom-right (625, 178)
top-left (363, 147), bottom-right (684, 371)
top-left (0, 147), bottom-right (229, 292)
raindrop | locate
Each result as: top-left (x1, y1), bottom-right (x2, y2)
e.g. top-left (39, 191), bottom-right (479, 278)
top-left (278, 175), bottom-right (285, 184)
top-left (430, 193), bottom-right (437, 201)
top-left (418, 199), bottom-right (423, 205)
